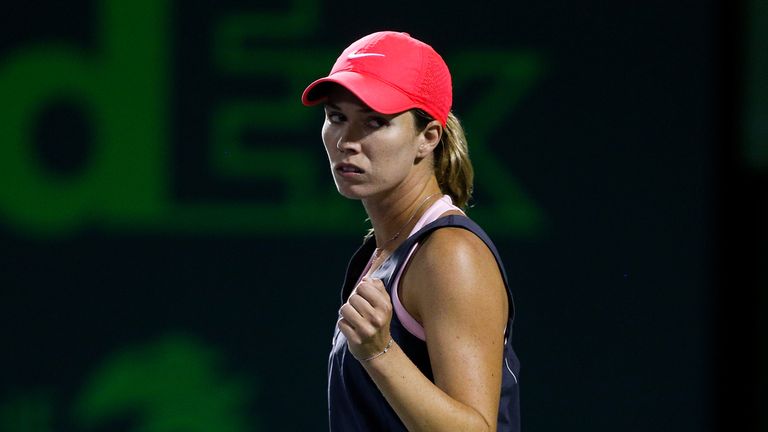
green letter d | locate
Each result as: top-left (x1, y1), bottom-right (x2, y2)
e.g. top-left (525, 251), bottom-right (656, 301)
top-left (0, 0), bottom-right (168, 235)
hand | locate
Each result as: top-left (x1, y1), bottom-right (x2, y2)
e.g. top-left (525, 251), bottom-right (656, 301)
top-left (337, 277), bottom-right (394, 361)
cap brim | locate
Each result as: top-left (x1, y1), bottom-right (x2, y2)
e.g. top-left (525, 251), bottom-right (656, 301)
top-left (301, 71), bottom-right (416, 115)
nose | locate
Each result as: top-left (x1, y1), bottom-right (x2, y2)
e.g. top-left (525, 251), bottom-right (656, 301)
top-left (335, 129), bottom-right (360, 154)
top-left (335, 136), bottom-right (348, 153)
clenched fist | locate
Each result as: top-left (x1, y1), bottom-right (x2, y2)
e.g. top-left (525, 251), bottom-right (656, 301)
top-left (338, 277), bottom-right (394, 361)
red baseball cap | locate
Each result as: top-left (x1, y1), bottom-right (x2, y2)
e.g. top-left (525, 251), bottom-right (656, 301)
top-left (301, 31), bottom-right (452, 126)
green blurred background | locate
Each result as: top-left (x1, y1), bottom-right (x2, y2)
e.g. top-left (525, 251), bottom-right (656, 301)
top-left (0, 0), bottom-right (764, 431)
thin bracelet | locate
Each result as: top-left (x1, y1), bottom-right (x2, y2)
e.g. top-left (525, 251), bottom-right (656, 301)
top-left (362, 338), bottom-right (394, 362)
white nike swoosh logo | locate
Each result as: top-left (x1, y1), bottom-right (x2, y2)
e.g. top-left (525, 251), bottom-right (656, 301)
top-left (348, 52), bottom-right (386, 59)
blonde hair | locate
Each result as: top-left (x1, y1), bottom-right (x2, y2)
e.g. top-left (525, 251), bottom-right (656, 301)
top-left (414, 110), bottom-right (474, 210)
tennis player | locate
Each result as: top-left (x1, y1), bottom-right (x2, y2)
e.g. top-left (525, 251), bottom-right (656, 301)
top-left (302, 31), bottom-right (521, 432)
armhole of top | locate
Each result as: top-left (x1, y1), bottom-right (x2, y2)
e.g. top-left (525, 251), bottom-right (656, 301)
top-left (394, 216), bottom-right (512, 341)
top-left (392, 241), bottom-right (427, 341)
top-left (392, 209), bottom-right (465, 342)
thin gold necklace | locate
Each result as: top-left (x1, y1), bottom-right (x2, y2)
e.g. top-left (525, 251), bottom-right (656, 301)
top-left (370, 192), bottom-right (442, 266)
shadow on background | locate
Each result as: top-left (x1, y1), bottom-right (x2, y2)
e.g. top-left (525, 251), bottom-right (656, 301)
top-left (0, 0), bottom-right (764, 431)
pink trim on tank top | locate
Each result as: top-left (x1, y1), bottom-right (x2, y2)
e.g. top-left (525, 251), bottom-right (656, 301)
top-left (391, 195), bottom-right (464, 341)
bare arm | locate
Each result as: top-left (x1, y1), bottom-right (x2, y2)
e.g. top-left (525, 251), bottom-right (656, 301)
top-left (338, 228), bottom-right (508, 431)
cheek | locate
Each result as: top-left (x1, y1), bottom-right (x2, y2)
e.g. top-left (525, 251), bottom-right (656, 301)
top-left (368, 141), bottom-right (416, 179)
top-left (321, 124), bottom-right (336, 155)
top-left (379, 131), bottom-right (418, 164)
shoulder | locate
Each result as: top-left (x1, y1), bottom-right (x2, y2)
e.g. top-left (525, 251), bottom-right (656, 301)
top-left (415, 224), bottom-right (499, 278)
top-left (404, 224), bottom-right (507, 322)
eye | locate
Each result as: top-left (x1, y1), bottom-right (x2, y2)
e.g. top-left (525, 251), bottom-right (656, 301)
top-left (325, 110), bottom-right (346, 124)
top-left (365, 116), bottom-right (389, 129)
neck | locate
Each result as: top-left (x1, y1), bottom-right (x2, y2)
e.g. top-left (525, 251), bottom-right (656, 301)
top-left (363, 178), bottom-right (443, 250)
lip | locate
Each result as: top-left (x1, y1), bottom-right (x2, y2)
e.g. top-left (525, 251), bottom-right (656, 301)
top-left (334, 162), bottom-right (365, 177)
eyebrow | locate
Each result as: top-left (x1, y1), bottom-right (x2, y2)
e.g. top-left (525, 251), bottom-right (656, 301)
top-left (324, 103), bottom-right (374, 114)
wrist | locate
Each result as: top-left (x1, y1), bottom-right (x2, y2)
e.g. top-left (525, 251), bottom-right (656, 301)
top-left (360, 338), bottom-right (394, 362)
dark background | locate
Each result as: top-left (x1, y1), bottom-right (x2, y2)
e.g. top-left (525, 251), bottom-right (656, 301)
top-left (0, 0), bottom-right (764, 431)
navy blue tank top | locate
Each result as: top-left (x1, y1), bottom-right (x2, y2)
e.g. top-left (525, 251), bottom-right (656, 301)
top-left (328, 215), bottom-right (521, 431)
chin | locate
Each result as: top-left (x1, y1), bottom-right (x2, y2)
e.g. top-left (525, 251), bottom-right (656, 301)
top-left (335, 187), bottom-right (365, 200)
top-left (334, 182), bottom-right (372, 201)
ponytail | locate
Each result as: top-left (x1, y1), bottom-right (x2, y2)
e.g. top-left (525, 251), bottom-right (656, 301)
top-left (435, 112), bottom-right (473, 209)
top-left (413, 110), bottom-right (474, 210)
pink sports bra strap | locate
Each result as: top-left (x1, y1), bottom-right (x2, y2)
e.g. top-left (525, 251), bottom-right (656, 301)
top-left (391, 195), bottom-right (464, 340)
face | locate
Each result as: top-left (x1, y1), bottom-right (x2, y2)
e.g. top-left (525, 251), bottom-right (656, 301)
top-left (321, 86), bottom-right (428, 200)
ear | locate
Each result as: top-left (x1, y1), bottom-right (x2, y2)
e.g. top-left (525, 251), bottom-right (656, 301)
top-left (415, 120), bottom-right (443, 158)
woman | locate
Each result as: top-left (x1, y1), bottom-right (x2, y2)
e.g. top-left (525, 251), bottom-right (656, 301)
top-left (301, 31), bottom-right (520, 431)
